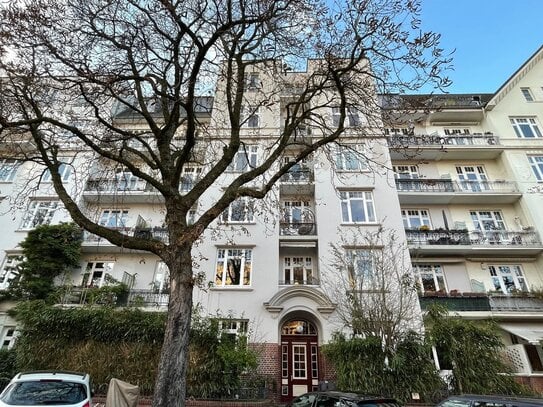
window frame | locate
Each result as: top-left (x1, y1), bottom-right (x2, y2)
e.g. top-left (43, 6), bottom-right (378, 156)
top-left (42, 160), bottom-right (72, 182)
top-left (0, 255), bottom-right (22, 290)
top-left (413, 263), bottom-right (447, 293)
top-left (20, 200), bottom-right (59, 230)
top-left (335, 144), bottom-right (367, 171)
top-left (489, 264), bottom-right (528, 294)
top-left (345, 249), bottom-right (376, 289)
top-left (244, 73), bottom-right (261, 91)
top-left (215, 248), bottom-right (253, 288)
top-left (340, 191), bottom-right (376, 224)
top-left (528, 155), bottom-right (543, 181)
top-left (220, 197), bottom-right (255, 223)
top-left (510, 117), bottom-right (542, 138)
top-left (0, 159), bottom-right (20, 182)
top-left (98, 209), bottom-right (129, 228)
top-left (227, 146), bottom-right (258, 172)
top-left (402, 209), bottom-right (432, 229)
top-left (282, 256), bottom-right (315, 285)
top-left (521, 88), bottom-right (534, 102)
top-left (243, 106), bottom-right (260, 128)
top-left (81, 261), bottom-right (115, 288)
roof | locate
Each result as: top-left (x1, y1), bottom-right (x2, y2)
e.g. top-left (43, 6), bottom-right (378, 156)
top-left (14, 371), bottom-right (89, 383)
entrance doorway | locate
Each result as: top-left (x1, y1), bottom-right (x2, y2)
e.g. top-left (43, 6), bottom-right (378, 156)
top-left (280, 319), bottom-right (319, 402)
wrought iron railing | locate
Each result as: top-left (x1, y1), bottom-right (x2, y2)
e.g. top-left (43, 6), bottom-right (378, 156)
top-left (280, 167), bottom-right (314, 183)
top-left (84, 178), bottom-right (155, 193)
top-left (388, 133), bottom-right (500, 147)
top-left (405, 229), bottom-right (541, 246)
top-left (395, 178), bottom-right (518, 193)
top-left (279, 221), bottom-right (316, 236)
top-left (127, 289), bottom-right (169, 307)
top-left (419, 295), bottom-right (491, 311)
top-left (279, 277), bottom-right (320, 285)
top-left (82, 227), bottom-right (168, 243)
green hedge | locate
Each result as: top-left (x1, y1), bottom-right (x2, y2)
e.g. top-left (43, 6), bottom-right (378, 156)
top-left (11, 301), bottom-right (258, 397)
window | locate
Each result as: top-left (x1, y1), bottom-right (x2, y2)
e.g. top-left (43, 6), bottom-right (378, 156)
top-left (99, 209), bottom-right (128, 228)
top-left (180, 166), bottom-right (203, 192)
top-left (346, 249), bottom-right (375, 287)
top-left (393, 165), bottom-right (419, 179)
top-left (283, 257), bottom-right (314, 285)
top-left (113, 170), bottom-right (142, 191)
top-left (470, 210), bottom-right (505, 231)
top-left (444, 128), bottom-right (470, 135)
top-left (0, 255), bottom-right (22, 290)
top-left (340, 191), bottom-right (376, 223)
top-left (42, 160), bottom-right (72, 182)
top-left (489, 265), bottom-right (528, 294)
top-left (521, 88), bottom-right (534, 102)
top-left (81, 261), bottom-right (114, 287)
top-left (528, 155), bottom-right (543, 181)
top-left (243, 106), bottom-right (260, 128)
top-left (413, 264), bottom-right (447, 292)
top-left (456, 165), bottom-right (489, 191)
top-left (20, 201), bottom-right (59, 230)
top-left (332, 106), bottom-right (361, 127)
top-left (244, 73), bottom-right (261, 91)
top-left (221, 198), bottom-right (254, 223)
top-left (151, 261), bottom-right (169, 293)
top-left (0, 159), bottom-right (19, 182)
top-left (384, 128), bottom-right (411, 135)
top-left (335, 145), bottom-right (367, 171)
top-left (228, 146), bottom-right (258, 172)
top-left (510, 117), bottom-right (542, 138)
top-left (218, 319), bottom-right (248, 344)
top-left (0, 326), bottom-right (16, 349)
top-left (402, 209), bottom-right (431, 229)
top-left (215, 248), bottom-right (252, 287)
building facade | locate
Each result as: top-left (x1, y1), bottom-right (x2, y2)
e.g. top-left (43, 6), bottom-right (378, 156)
top-left (0, 46), bottom-right (542, 399)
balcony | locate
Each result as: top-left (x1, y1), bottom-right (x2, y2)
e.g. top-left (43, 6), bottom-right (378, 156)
top-left (127, 289), bottom-right (169, 308)
top-left (406, 228), bottom-right (543, 257)
top-left (82, 178), bottom-right (161, 204)
top-left (388, 133), bottom-right (503, 160)
top-left (81, 226), bottom-right (168, 253)
top-left (59, 287), bottom-right (169, 308)
top-left (419, 292), bottom-right (543, 316)
top-left (279, 277), bottom-right (320, 286)
top-left (396, 178), bottom-right (521, 204)
top-left (279, 164), bottom-right (314, 195)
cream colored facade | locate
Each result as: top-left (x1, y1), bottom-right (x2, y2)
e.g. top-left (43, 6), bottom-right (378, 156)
top-left (386, 45), bottom-right (543, 375)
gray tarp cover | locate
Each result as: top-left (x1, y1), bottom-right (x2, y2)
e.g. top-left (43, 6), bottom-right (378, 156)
top-left (105, 378), bottom-right (140, 407)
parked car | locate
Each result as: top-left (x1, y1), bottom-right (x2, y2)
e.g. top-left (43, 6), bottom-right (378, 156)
top-left (437, 394), bottom-right (543, 407)
top-left (287, 391), bottom-right (401, 407)
top-left (0, 371), bottom-right (93, 407)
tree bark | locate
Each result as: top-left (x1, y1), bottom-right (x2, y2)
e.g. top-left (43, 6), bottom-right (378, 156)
top-left (152, 244), bottom-right (193, 407)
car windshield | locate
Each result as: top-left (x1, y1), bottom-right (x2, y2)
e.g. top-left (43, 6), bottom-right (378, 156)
top-left (0, 380), bottom-right (87, 405)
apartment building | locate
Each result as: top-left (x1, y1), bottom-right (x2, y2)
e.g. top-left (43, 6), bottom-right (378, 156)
top-left (0, 59), bottom-right (413, 402)
top-left (1, 45), bottom-right (542, 398)
top-left (385, 45), bottom-right (543, 384)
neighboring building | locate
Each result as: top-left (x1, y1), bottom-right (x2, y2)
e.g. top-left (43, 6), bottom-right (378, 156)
top-left (385, 45), bottom-right (543, 386)
top-left (0, 45), bottom-right (542, 400)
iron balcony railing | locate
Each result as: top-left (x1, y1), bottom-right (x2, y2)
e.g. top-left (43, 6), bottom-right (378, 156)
top-left (395, 178), bottom-right (519, 194)
top-left (84, 178), bottom-right (156, 193)
top-left (405, 229), bottom-right (541, 246)
top-left (388, 133), bottom-right (500, 147)
top-left (419, 293), bottom-right (543, 313)
top-left (418, 294), bottom-right (491, 312)
top-left (280, 166), bottom-right (314, 183)
top-left (82, 227), bottom-right (169, 243)
top-left (127, 289), bottom-right (169, 307)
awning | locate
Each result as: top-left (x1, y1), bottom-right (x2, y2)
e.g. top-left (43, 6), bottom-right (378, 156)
top-left (500, 323), bottom-right (543, 344)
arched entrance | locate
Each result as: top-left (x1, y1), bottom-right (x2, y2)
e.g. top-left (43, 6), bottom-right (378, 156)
top-left (280, 318), bottom-right (319, 402)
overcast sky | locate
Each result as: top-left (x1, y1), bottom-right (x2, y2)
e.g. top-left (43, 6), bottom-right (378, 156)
top-left (419, 0), bottom-right (543, 94)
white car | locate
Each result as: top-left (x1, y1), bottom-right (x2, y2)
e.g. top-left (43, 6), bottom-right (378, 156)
top-left (0, 371), bottom-right (93, 407)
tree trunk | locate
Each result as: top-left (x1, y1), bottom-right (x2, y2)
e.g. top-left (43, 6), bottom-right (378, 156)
top-left (152, 245), bottom-right (194, 407)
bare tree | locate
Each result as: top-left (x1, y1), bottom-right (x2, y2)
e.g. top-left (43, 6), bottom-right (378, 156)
top-left (326, 227), bottom-right (421, 353)
top-left (0, 0), bottom-right (450, 405)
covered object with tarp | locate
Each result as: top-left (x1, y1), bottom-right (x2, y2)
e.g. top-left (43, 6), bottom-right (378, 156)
top-left (105, 378), bottom-right (140, 407)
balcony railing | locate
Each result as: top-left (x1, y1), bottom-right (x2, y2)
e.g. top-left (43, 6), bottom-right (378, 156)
top-left (405, 229), bottom-right (541, 246)
top-left (280, 166), bottom-right (314, 183)
top-left (82, 227), bottom-right (169, 243)
top-left (280, 221), bottom-right (316, 236)
top-left (395, 178), bottom-right (519, 194)
top-left (127, 289), bottom-right (169, 307)
top-left (279, 277), bottom-right (320, 285)
top-left (388, 133), bottom-right (500, 147)
top-left (84, 178), bottom-right (155, 193)
top-left (419, 293), bottom-right (543, 313)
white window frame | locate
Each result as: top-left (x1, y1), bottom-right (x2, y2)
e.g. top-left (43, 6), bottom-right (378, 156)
top-left (243, 106), bottom-right (260, 128)
top-left (20, 200), bottom-right (59, 230)
top-left (43, 160), bottom-right (72, 182)
top-left (215, 248), bottom-right (252, 287)
top-left (510, 117), bottom-right (542, 138)
top-left (180, 165), bottom-right (203, 192)
top-left (152, 261), bottom-right (170, 293)
top-left (340, 191), bottom-right (376, 224)
top-left (402, 209), bottom-right (432, 229)
top-left (521, 88), bottom-right (534, 102)
top-left (413, 264), bottom-right (447, 293)
top-left (489, 265), bottom-right (528, 294)
top-left (384, 128), bottom-right (411, 136)
top-left (228, 146), bottom-right (258, 172)
top-left (470, 210), bottom-right (506, 231)
top-left (444, 128), bottom-right (471, 135)
top-left (282, 256), bottom-right (315, 285)
top-left (393, 165), bottom-right (419, 179)
top-left (0, 159), bottom-right (20, 182)
top-left (345, 249), bottom-right (375, 288)
top-left (218, 319), bottom-right (249, 342)
top-left (335, 145), bottom-right (367, 171)
top-left (528, 155), bottom-right (543, 181)
top-left (99, 209), bottom-right (129, 228)
top-left (456, 165), bottom-right (489, 191)
top-left (244, 73), bottom-right (261, 91)
top-left (221, 197), bottom-right (254, 223)
top-left (0, 326), bottom-right (17, 350)
top-left (0, 255), bottom-right (22, 290)
top-left (81, 261), bottom-right (114, 288)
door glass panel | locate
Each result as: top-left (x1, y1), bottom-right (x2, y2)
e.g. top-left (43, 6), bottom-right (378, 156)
top-left (292, 345), bottom-right (307, 379)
